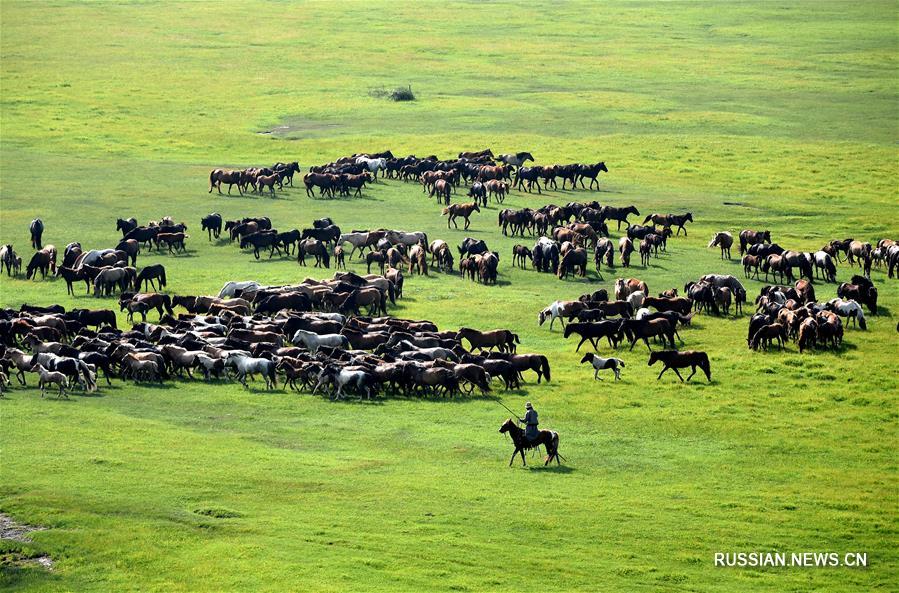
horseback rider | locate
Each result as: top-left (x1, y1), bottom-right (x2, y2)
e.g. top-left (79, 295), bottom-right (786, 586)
top-left (518, 402), bottom-right (539, 443)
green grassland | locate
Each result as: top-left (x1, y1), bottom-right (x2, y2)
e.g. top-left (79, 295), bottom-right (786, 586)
top-left (1, 1), bottom-right (897, 591)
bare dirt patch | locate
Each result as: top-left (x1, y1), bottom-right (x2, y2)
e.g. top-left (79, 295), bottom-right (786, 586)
top-left (0, 513), bottom-right (53, 570)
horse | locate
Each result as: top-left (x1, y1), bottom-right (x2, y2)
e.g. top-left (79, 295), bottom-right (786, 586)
top-left (576, 162), bottom-right (608, 190)
top-left (313, 365), bottom-right (377, 400)
top-left (30, 219), bottom-right (44, 249)
top-left (648, 350), bottom-right (711, 382)
top-left (538, 300), bottom-right (585, 330)
top-left (297, 238), bottom-right (331, 268)
top-left (26, 247), bottom-right (56, 280)
top-left (291, 329), bottom-right (349, 354)
top-left (209, 169), bottom-right (243, 195)
top-left (643, 212), bottom-right (693, 236)
top-left (273, 161), bottom-right (301, 185)
top-left (564, 321), bottom-right (624, 351)
top-left (512, 245), bottom-right (533, 269)
top-left (458, 149), bottom-right (494, 159)
top-left (601, 205), bottom-right (640, 230)
top-left (93, 267), bottom-right (131, 297)
top-left (301, 225), bottom-right (342, 246)
top-left (0, 244), bottom-right (17, 276)
top-left (580, 353), bottom-right (625, 380)
top-left (826, 298), bottom-right (867, 330)
top-left (218, 280), bottom-right (260, 299)
top-left (200, 213), bottom-right (223, 241)
top-left (498, 151), bottom-right (534, 168)
top-left (115, 218), bottom-right (138, 237)
top-left (514, 166), bottom-right (543, 193)
top-left (430, 179), bottom-right (453, 205)
top-left (155, 232), bottom-right (188, 253)
top-left (498, 418), bottom-right (562, 466)
top-left (750, 323), bottom-right (788, 350)
top-left (708, 232), bottom-right (734, 259)
top-left (225, 352), bottom-right (277, 389)
top-left (742, 254), bottom-right (761, 279)
top-left (618, 237), bottom-right (634, 267)
top-left (304, 172), bottom-right (340, 198)
top-left (256, 172), bottom-right (282, 195)
top-left (614, 277), bottom-right (648, 301)
top-left (355, 157), bottom-right (387, 179)
top-left (240, 231), bottom-right (283, 259)
top-left (618, 318), bottom-right (678, 351)
top-left (739, 229), bottom-right (771, 255)
top-left (134, 264), bottom-right (167, 291)
top-left (29, 364), bottom-right (69, 398)
top-left (456, 327), bottom-right (519, 353)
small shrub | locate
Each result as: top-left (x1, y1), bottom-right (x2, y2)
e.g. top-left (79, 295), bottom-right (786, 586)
top-left (368, 85), bottom-right (416, 102)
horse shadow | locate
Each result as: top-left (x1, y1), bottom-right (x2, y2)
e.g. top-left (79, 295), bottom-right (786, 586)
top-left (524, 464), bottom-right (576, 474)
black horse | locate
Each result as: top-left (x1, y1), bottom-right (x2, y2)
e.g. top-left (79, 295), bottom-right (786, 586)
top-left (498, 418), bottom-right (562, 466)
top-left (201, 213), bottom-right (222, 240)
top-left (30, 218), bottom-right (44, 250)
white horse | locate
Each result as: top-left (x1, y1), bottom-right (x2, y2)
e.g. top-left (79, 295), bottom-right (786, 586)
top-left (386, 230), bottom-right (428, 247)
top-left (224, 352), bottom-right (277, 389)
top-left (355, 157), bottom-right (387, 179)
top-left (313, 365), bottom-right (375, 400)
top-left (291, 329), bottom-right (350, 354)
top-left (635, 307), bottom-right (652, 320)
top-left (338, 232), bottom-right (373, 258)
top-left (579, 353), bottom-right (625, 380)
top-left (30, 364), bottom-right (69, 398)
top-left (218, 280), bottom-right (260, 299)
top-left (396, 340), bottom-right (459, 361)
top-left (826, 298), bottom-right (867, 330)
top-left (626, 290), bottom-right (645, 310)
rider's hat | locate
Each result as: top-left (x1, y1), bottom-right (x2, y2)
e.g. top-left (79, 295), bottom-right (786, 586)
top-left (525, 401), bottom-right (533, 409)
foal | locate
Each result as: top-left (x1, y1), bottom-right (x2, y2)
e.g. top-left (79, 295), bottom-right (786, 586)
top-left (579, 353), bottom-right (625, 380)
top-left (30, 364), bottom-right (70, 398)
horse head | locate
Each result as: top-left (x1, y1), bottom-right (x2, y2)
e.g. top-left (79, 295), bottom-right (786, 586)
top-left (498, 418), bottom-right (517, 434)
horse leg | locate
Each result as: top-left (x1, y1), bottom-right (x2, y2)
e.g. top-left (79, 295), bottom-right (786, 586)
top-left (575, 336), bottom-right (587, 352)
top-left (686, 365), bottom-right (697, 381)
top-left (673, 368), bottom-right (685, 382)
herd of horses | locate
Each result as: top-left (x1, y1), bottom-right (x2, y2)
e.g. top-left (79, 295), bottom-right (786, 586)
top-left (0, 274), bottom-right (552, 399)
top-left (3, 146), bottom-right (896, 469)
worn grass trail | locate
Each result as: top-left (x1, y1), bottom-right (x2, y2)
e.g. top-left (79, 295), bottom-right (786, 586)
top-left (1, 1), bottom-right (897, 592)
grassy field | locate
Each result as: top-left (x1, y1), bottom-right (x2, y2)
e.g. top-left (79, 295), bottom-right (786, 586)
top-left (1, 1), bottom-right (897, 591)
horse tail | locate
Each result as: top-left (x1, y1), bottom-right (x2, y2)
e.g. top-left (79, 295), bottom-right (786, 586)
top-left (857, 310), bottom-right (867, 330)
top-left (513, 333), bottom-right (520, 344)
top-left (540, 356), bottom-right (551, 382)
top-left (642, 214), bottom-right (652, 224)
top-left (442, 207), bottom-right (449, 216)
top-left (160, 267), bottom-right (167, 288)
top-left (387, 281), bottom-right (396, 304)
top-left (209, 169), bottom-right (216, 191)
top-left (163, 294), bottom-right (173, 314)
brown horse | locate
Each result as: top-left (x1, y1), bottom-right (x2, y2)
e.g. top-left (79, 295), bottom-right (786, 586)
top-left (499, 418), bottom-right (562, 466)
top-left (648, 350), bottom-right (711, 382)
top-left (442, 202), bottom-right (480, 230)
top-left (457, 327), bottom-right (519, 353)
top-left (739, 229), bottom-right (771, 255)
top-left (209, 169), bottom-right (243, 195)
top-left (708, 232), bottom-right (734, 259)
top-left (256, 173), bottom-right (282, 195)
top-left (643, 212), bottom-right (693, 236)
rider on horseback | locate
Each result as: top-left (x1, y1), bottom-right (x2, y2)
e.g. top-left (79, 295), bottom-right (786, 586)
top-left (519, 402), bottom-right (539, 443)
